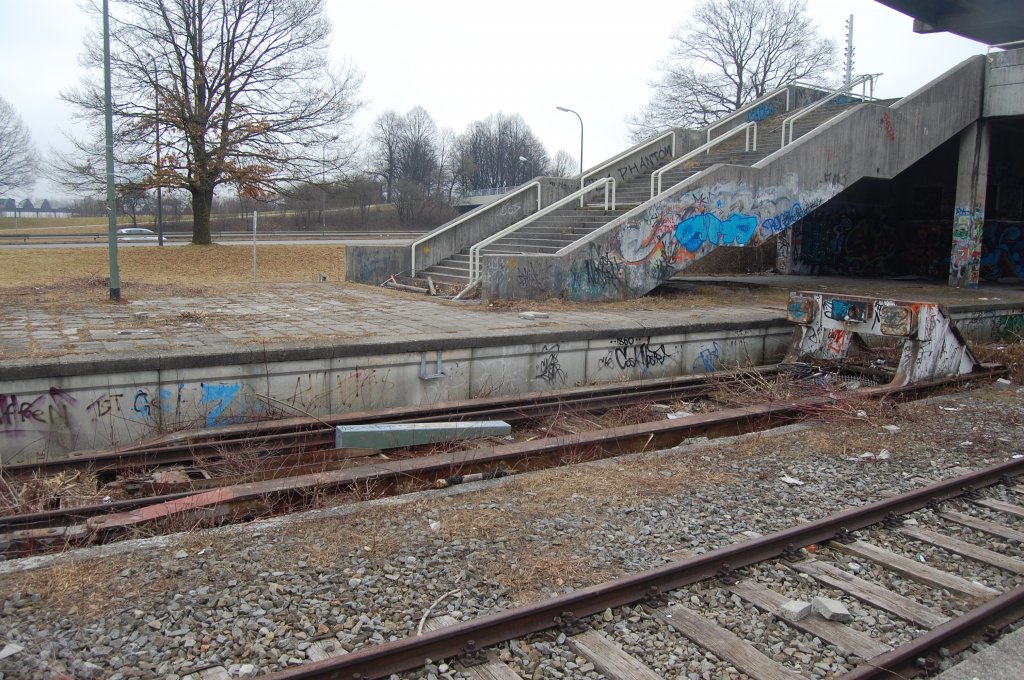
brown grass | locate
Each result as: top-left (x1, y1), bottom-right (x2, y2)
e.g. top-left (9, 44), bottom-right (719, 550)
top-left (0, 244), bottom-right (346, 291)
top-left (974, 336), bottom-right (1024, 383)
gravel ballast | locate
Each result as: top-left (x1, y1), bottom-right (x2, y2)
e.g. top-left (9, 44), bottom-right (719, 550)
top-left (1, 383), bottom-right (1023, 679)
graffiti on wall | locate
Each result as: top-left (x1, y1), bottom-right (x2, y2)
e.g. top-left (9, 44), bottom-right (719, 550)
top-left (747, 102), bottom-right (775, 122)
top-left (950, 205), bottom-right (984, 285)
top-left (691, 341), bottom-right (721, 373)
top-left (598, 336), bottom-right (672, 372)
top-left (610, 144), bottom-right (672, 182)
top-left (797, 204), bottom-right (899, 276)
top-left (880, 111), bottom-right (895, 141)
top-left (604, 181), bottom-right (832, 297)
top-left (535, 344), bottom-right (568, 385)
top-left (568, 248), bottom-right (627, 299)
top-left (0, 387), bottom-right (78, 435)
top-left (980, 222), bottom-right (1024, 281)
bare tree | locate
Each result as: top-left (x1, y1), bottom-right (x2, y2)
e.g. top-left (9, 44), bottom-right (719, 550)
top-left (547, 149), bottom-right (578, 178)
top-left (370, 111), bottom-right (403, 203)
top-left (628, 0), bottom-right (837, 139)
top-left (0, 96), bottom-right (39, 195)
top-left (397, 106), bottom-right (439, 190)
top-left (60, 0), bottom-right (363, 244)
top-left (455, 112), bottom-right (549, 193)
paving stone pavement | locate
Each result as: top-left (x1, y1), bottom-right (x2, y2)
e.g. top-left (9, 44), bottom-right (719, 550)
top-left (0, 284), bottom-right (782, 362)
top-left (1, 276), bottom-right (1021, 363)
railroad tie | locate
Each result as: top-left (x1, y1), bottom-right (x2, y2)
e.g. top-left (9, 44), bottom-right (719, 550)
top-left (831, 540), bottom-right (998, 603)
top-left (420, 614), bottom-right (520, 679)
top-left (566, 629), bottom-right (662, 680)
top-left (729, 579), bottom-right (891, 660)
top-left (789, 558), bottom-right (950, 629)
top-left (654, 604), bottom-right (804, 680)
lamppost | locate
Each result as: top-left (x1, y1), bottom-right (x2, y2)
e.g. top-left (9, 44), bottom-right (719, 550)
top-left (556, 106), bottom-right (584, 176)
top-left (151, 56), bottom-right (164, 246)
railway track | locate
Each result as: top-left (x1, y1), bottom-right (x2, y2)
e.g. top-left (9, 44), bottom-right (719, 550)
top-left (8, 366), bottom-right (783, 478)
top-left (0, 366), bottom-right (1002, 557)
top-left (260, 460), bottom-right (1024, 680)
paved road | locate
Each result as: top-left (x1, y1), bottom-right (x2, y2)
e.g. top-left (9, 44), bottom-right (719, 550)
top-left (0, 237), bottom-right (413, 249)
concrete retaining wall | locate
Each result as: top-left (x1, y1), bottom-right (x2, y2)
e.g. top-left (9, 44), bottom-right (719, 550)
top-left (0, 320), bottom-right (793, 463)
top-left (345, 244), bottom-right (412, 284)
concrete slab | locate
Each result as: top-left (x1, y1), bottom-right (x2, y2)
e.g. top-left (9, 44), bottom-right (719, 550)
top-left (934, 625), bottom-right (1024, 680)
top-left (335, 421), bottom-right (511, 449)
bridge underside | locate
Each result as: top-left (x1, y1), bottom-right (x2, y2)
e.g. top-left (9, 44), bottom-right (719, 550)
top-left (876, 0), bottom-right (1024, 45)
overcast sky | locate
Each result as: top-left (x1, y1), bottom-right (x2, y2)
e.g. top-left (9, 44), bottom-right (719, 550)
top-left (0, 0), bottom-right (988, 199)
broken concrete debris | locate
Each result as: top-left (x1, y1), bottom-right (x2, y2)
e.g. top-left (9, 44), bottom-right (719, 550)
top-left (780, 600), bottom-right (812, 621)
top-left (811, 596), bottom-right (853, 622)
top-left (335, 420), bottom-right (511, 449)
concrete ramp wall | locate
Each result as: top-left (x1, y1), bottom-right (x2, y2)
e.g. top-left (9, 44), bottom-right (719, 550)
top-left (481, 56), bottom-right (986, 301)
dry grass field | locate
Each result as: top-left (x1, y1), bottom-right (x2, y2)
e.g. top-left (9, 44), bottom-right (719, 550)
top-left (0, 244), bottom-right (346, 302)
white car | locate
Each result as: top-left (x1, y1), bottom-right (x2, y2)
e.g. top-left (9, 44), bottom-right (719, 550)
top-left (117, 227), bottom-right (158, 242)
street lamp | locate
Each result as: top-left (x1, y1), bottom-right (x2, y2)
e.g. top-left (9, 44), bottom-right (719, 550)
top-left (556, 106), bottom-right (584, 176)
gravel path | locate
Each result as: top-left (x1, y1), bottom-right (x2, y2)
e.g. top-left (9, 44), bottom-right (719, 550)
top-left (1, 382), bottom-right (1022, 679)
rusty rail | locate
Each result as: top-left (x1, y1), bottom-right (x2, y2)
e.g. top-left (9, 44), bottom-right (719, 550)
top-left (7, 366), bottom-right (780, 478)
top-left (263, 457), bottom-right (1024, 679)
top-left (0, 368), bottom-right (1003, 552)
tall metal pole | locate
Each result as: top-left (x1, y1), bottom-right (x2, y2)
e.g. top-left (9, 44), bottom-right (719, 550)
top-left (556, 106), bottom-right (584, 176)
top-left (321, 143), bottom-right (326, 237)
top-left (152, 57), bottom-right (164, 246)
top-left (844, 15), bottom-right (855, 85)
top-left (103, 0), bottom-right (121, 300)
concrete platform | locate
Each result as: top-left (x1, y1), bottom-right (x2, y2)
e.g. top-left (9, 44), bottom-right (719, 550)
top-left (1, 275), bottom-right (1022, 461)
top-left (934, 625), bottom-right (1024, 680)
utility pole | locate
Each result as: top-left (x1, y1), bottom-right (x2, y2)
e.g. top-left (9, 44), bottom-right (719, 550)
top-left (844, 15), bottom-right (855, 85)
top-left (103, 0), bottom-right (121, 300)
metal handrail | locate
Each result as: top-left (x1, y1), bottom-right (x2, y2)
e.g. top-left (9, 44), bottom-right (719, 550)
top-left (650, 122), bottom-right (757, 198)
top-left (704, 81), bottom-right (836, 144)
top-left (579, 130), bottom-right (676, 189)
top-left (411, 181), bottom-right (540, 276)
top-left (989, 40), bottom-right (1024, 50)
top-left (781, 74), bottom-right (879, 146)
top-left (468, 177), bottom-right (616, 283)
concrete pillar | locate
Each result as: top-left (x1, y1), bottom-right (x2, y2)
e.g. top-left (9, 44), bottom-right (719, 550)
top-left (948, 120), bottom-right (990, 287)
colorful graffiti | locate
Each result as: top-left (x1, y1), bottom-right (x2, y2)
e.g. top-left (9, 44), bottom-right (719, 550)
top-left (980, 222), bottom-right (1024, 281)
top-left (950, 205), bottom-right (984, 286)
top-left (675, 212), bottom-right (758, 252)
top-left (746, 102), bottom-right (775, 122)
top-left (562, 179), bottom-right (842, 301)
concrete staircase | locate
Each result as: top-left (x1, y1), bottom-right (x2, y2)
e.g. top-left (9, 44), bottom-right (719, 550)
top-left (477, 56), bottom-right (986, 301)
top-left (416, 100), bottom-right (862, 288)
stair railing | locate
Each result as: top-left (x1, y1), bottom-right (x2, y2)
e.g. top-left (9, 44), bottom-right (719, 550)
top-left (579, 131), bottom-right (676, 189)
top-left (467, 177), bottom-right (616, 284)
top-left (781, 74), bottom-right (879, 146)
top-left (410, 181), bottom-right (541, 277)
top-left (650, 122), bottom-right (757, 199)
top-left (705, 84), bottom-right (796, 144)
